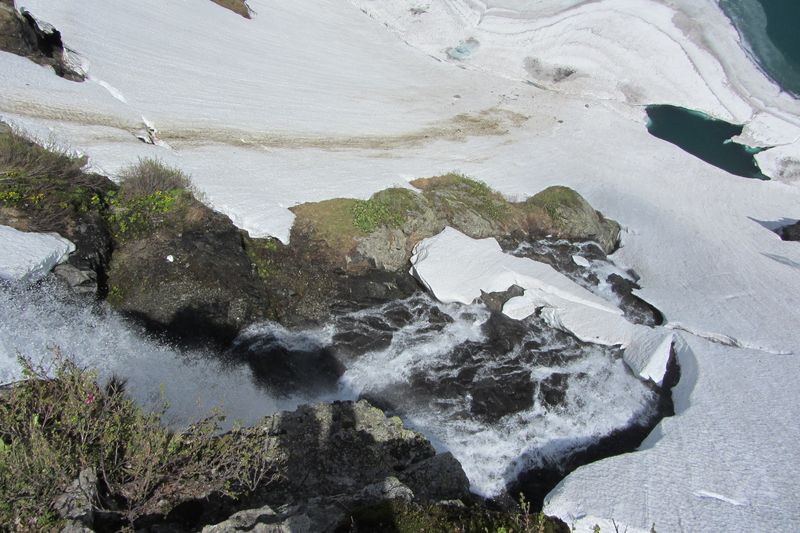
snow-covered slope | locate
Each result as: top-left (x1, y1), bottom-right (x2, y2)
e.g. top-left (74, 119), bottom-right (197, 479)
top-left (545, 334), bottom-right (800, 533)
top-left (1, 0), bottom-right (800, 530)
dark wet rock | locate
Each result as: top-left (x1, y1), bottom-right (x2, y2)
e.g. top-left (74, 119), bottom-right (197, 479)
top-left (510, 238), bottom-right (663, 326)
top-left (481, 311), bottom-right (529, 353)
top-left (606, 273), bottom-right (663, 326)
top-left (339, 498), bottom-right (570, 533)
top-left (537, 373), bottom-right (569, 409)
top-left (781, 220), bottom-right (800, 241)
top-left (397, 452), bottom-right (471, 503)
top-left (478, 284), bottom-right (525, 313)
top-left (107, 196), bottom-right (270, 348)
top-left (228, 328), bottom-right (343, 397)
top-left (251, 400), bottom-right (455, 505)
top-left (470, 372), bottom-right (535, 422)
top-left (0, 2), bottom-right (83, 81)
top-left (53, 263), bottom-right (97, 296)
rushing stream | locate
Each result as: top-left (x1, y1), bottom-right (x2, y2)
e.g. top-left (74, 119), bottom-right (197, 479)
top-left (0, 238), bottom-right (669, 501)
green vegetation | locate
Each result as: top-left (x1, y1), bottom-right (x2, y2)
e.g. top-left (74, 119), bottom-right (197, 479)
top-left (116, 158), bottom-right (191, 202)
top-left (342, 495), bottom-right (565, 533)
top-left (243, 234), bottom-right (281, 282)
top-left (352, 188), bottom-right (418, 232)
top-left (106, 159), bottom-right (195, 241)
top-left (410, 172), bottom-right (511, 222)
top-left (291, 188), bottom-right (421, 248)
top-left (0, 352), bottom-right (278, 530)
top-left (527, 186), bottom-right (583, 221)
top-left (0, 126), bottom-right (111, 228)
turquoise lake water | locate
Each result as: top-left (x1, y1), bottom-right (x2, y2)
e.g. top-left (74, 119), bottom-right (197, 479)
top-left (719, 0), bottom-right (800, 96)
top-left (642, 2), bottom-right (797, 180)
top-left (645, 105), bottom-right (767, 180)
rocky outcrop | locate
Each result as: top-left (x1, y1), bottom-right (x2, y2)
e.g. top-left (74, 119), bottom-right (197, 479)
top-left (106, 193), bottom-right (270, 347)
top-left (524, 185), bottom-right (620, 254)
top-left (55, 468), bottom-right (97, 532)
top-left (288, 175), bottom-right (620, 280)
top-left (780, 220), bottom-right (800, 241)
top-left (0, 1), bottom-right (83, 81)
top-left (268, 174), bottom-right (620, 325)
top-left (163, 400), bottom-right (470, 532)
top-left (252, 400), bottom-right (465, 503)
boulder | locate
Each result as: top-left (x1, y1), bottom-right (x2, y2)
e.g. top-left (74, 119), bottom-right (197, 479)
top-left (256, 400), bottom-right (439, 502)
top-left (54, 468), bottom-right (97, 529)
top-left (526, 186), bottom-right (620, 254)
top-left (397, 452), bottom-right (471, 503)
top-left (106, 194), bottom-right (270, 347)
top-left (201, 401), bottom-right (469, 532)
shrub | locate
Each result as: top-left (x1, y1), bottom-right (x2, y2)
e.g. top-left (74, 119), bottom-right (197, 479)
top-left (106, 159), bottom-right (199, 240)
top-left (0, 125), bottom-right (112, 233)
top-left (0, 351), bottom-right (278, 530)
top-left (117, 158), bottom-right (191, 201)
top-left (0, 126), bottom-right (86, 183)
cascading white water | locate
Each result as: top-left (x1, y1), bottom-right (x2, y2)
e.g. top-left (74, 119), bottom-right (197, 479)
top-left (0, 279), bottom-right (303, 427)
top-left (1, 269), bottom-right (661, 498)
top-left (335, 295), bottom-right (658, 497)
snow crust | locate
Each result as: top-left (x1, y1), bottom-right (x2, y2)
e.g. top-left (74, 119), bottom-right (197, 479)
top-left (0, 225), bottom-right (74, 283)
top-left (410, 227), bottom-right (674, 385)
top-left (544, 335), bottom-right (800, 532)
top-left (1, 0), bottom-right (800, 529)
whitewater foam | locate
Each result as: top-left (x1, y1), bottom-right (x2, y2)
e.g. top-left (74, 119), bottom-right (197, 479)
top-left (0, 279), bottom-right (300, 427)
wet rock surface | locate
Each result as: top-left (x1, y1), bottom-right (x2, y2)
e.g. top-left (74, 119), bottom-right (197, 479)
top-left (508, 238), bottom-right (663, 326)
top-left (106, 197), bottom-right (271, 348)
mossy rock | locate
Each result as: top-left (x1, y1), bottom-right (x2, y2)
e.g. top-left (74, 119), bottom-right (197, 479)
top-left (527, 186), bottom-right (619, 253)
top-left (289, 176), bottom-right (619, 273)
top-left (106, 191), bottom-right (270, 347)
top-left (411, 173), bottom-right (518, 237)
top-left (0, 125), bottom-right (115, 286)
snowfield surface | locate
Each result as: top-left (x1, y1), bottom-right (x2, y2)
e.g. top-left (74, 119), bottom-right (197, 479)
top-left (2, 0), bottom-right (800, 530)
top-left (0, 225), bottom-right (74, 283)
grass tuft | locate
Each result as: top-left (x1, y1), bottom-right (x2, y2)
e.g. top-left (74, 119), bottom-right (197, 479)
top-left (117, 158), bottom-right (191, 201)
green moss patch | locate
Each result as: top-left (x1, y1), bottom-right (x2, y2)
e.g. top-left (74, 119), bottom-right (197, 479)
top-left (411, 172), bottom-right (511, 222)
top-left (527, 186), bottom-right (584, 220)
top-left (353, 188), bottom-right (419, 232)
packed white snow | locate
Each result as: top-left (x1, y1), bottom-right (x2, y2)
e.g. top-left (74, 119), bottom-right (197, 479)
top-left (544, 334), bottom-right (800, 533)
top-left (1, 0), bottom-right (800, 530)
top-left (0, 224), bottom-right (74, 283)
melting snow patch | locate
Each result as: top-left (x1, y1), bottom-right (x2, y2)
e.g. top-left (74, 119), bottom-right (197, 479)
top-left (0, 225), bottom-right (74, 284)
top-left (410, 227), bottom-right (674, 384)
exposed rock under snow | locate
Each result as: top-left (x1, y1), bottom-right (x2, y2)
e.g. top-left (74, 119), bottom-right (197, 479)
top-left (410, 227), bottom-right (674, 385)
